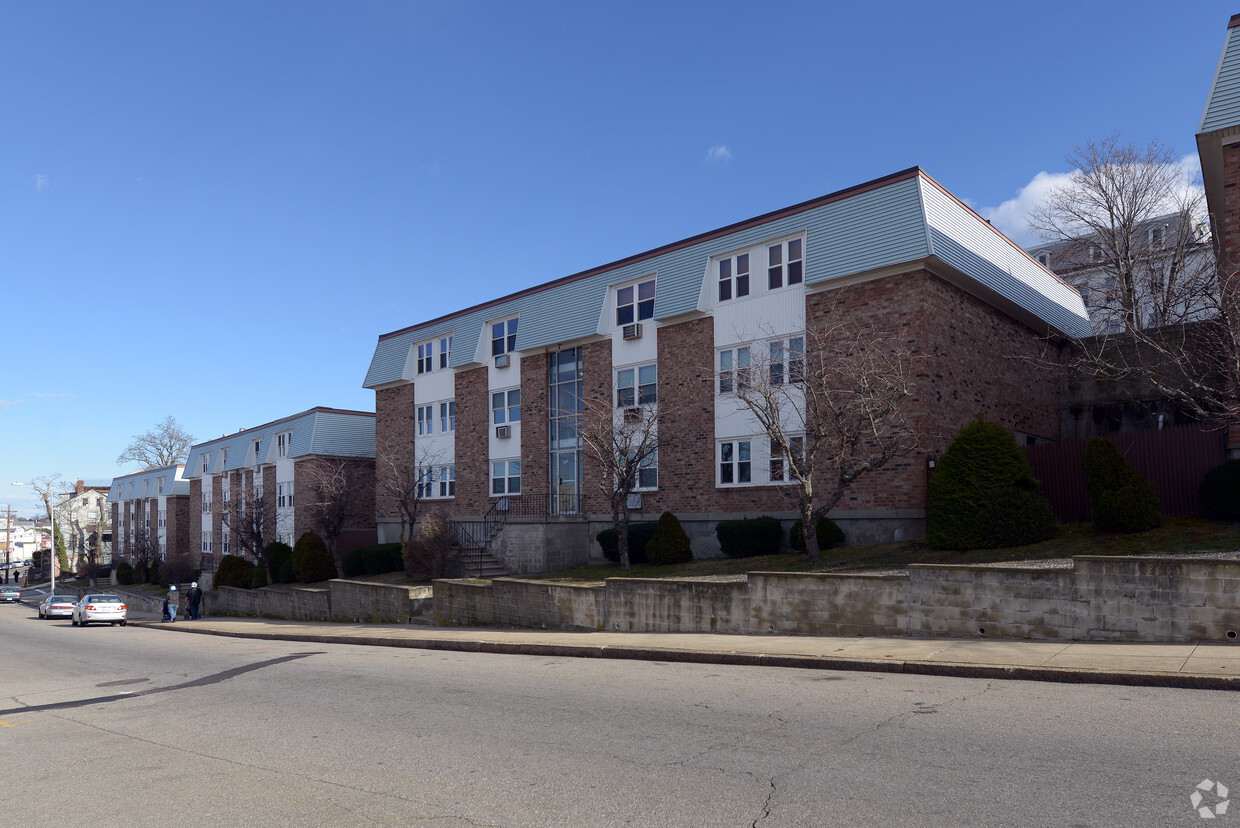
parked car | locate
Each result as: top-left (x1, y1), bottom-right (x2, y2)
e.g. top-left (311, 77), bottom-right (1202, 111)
top-left (38, 594), bottom-right (78, 619)
top-left (72, 594), bottom-right (127, 627)
top-left (0, 587), bottom-right (20, 603)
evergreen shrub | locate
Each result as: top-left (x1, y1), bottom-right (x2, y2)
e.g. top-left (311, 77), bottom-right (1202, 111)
top-left (646, 512), bottom-right (693, 565)
top-left (1199, 460), bottom-right (1240, 520)
top-left (215, 555), bottom-right (254, 589)
top-left (292, 532), bottom-right (338, 583)
top-left (715, 516), bottom-right (782, 558)
top-left (264, 541), bottom-right (293, 580)
top-left (1082, 438), bottom-right (1163, 532)
top-left (597, 522), bottom-right (657, 564)
top-left (974, 486), bottom-right (1056, 548)
top-left (789, 517), bottom-right (845, 552)
top-left (115, 561), bottom-right (135, 586)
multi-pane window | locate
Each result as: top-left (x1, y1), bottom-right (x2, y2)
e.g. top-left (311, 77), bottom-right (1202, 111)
top-left (253, 438), bottom-right (262, 460)
top-left (417, 404), bottom-right (435, 436)
top-left (201, 453), bottom-right (210, 475)
top-left (157, 477), bottom-right (165, 495)
top-left (770, 436), bottom-right (805, 483)
top-left (439, 465), bottom-right (456, 498)
top-left (416, 466), bottom-right (436, 500)
top-left (277, 482), bottom-right (295, 508)
top-left (201, 492), bottom-right (212, 514)
top-left (616, 279), bottom-right (655, 325)
top-left (768, 337), bottom-right (805, 385)
top-left (201, 531), bottom-right (212, 553)
top-left (617, 364), bottom-right (657, 407)
top-left (767, 238), bottom-right (804, 289)
top-left (718, 253), bottom-right (750, 301)
top-left (491, 317), bottom-right (519, 356)
top-left (158, 509), bottom-right (167, 529)
top-left (417, 341), bottom-right (434, 374)
top-left (222, 533), bottom-right (230, 555)
top-left (718, 347), bottom-right (752, 394)
top-left (719, 440), bottom-right (752, 485)
top-left (492, 389), bottom-right (521, 424)
top-left (631, 449), bottom-right (658, 490)
top-left (492, 460), bottom-right (522, 495)
top-left (440, 401), bottom-right (456, 432)
top-left (439, 336), bottom-right (453, 369)
top-left (277, 431), bottom-right (292, 458)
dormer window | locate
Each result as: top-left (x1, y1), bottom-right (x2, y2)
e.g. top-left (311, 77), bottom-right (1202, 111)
top-left (1149, 226), bottom-right (1165, 248)
top-left (767, 238), bottom-right (803, 289)
top-left (277, 431), bottom-right (293, 458)
top-left (201, 453), bottom-right (210, 475)
top-left (718, 253), bottom-right (750, 301)
top-left (1037, 252), bottom-right (1050, 267)
top-left (416, 341), bottom-right (434, 374)
top-left (492, 317), bottom-right (518, 356)
top-left (439, 336), bottom-right (453, 369)
top-left (617, 279), bottom-right (655, 326)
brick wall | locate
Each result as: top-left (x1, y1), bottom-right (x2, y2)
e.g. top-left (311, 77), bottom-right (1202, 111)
top-left (374, 383), bottom-right (418, 521)
top-left (521, 352), bottom-right (549, 500)
top-left (455, 366), bottom-right (489, 515)
top-left (292, 455), bottom-right (377, 549)
top-left (170, 495), bottom-right (190, 559)
top-left (189, 478), bottom-right (202, 560)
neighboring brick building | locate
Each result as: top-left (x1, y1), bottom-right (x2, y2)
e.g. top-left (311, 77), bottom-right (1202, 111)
top-left (180, 408), bottom-right (377, 568)
top-left (109, 465), bottom-right (191, 567)
top-left (363, 167), bottom-right (1090, 568)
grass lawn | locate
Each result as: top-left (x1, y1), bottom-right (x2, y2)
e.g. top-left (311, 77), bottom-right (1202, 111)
top-left (536, 516), bottom-right (1240, 583)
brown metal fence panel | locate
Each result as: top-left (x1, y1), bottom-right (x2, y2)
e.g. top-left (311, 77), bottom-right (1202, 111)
top-left (1023, 424), bottom-right (1228, 523)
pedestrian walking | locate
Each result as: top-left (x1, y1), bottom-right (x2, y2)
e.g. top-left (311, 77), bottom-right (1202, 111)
top-left (186, 581), bottom-right (203, 620)
top-left (164, 584), bottom-right (179, 622)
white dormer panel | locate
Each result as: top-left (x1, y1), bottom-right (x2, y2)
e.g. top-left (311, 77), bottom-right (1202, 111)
top-left (713, 286), bottom-right (806, 349)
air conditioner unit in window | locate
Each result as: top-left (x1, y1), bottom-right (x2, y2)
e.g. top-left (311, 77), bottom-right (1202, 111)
top-left (622, 323), bottom-right (643, 340)
top-left (626, 493), bottom-right (642, 510)
top-left (495, 425), bottom-right (511, 439)
top-left (494, 354), bottom-right (511, 368)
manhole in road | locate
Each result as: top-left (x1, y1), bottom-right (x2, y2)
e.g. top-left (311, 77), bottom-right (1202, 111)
top-left (96, 679), bottom-right (150, 688)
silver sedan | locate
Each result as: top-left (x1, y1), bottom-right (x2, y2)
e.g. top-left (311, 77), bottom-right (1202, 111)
top-left (72, 594), bottom-right (128, 627)
top-left (38, 594), bottom-right (78, 619)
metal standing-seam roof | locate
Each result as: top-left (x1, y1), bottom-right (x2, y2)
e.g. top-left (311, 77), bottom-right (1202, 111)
top-left (181, 408), bottom-right (376, 481)
top-left (363, 168), bottom-right (1089, 389)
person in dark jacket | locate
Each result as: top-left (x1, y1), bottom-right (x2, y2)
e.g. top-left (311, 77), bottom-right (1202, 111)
top-left (186, 581), bottom-right (203, 620)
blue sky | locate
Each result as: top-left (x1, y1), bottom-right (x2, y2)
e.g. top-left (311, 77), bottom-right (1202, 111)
top-left (1, 0), bottom-right (1233, 514)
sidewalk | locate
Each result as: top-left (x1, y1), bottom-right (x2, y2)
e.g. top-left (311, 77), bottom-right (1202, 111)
top-left (128, 614), bottom-right (1240, 691)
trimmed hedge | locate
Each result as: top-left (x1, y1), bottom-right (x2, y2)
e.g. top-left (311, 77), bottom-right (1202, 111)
top-left (1082, 438), bottom-right (1163, 533)
top-left (975, 486), bottom-right (1056, 548)
top-left (292, 532), bottom-right (338, 583)
top-left (1199, 460), bottom-right (1240, 519)
top-left (716, 516), bottom-right (782, 558)
top-left (597, 522), bottom-right (657, 564)
top-left (264, 541), bottom-right (293, 582)
top-left (216, 554), bottom-right (255, 589)
top-left (927, 417), bottom-right (1052, 550)
top-left (646, 512), bottom-right (693, 565)
top-left (115, 561), bottom-right (136, 586)
top-left (789, 516), bottom-right (845, 552)
top-left (343, 543), bottom-right (405, 577)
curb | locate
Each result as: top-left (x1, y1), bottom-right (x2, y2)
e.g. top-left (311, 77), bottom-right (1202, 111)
top-left (130, 621), bottom-right (1240, 692)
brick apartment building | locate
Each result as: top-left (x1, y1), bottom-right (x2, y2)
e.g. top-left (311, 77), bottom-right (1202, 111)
top-left (180, 407), bottom-right (377, 567)
top-left (364, 167), bottom-right (1090, 572)
top-left (109, 465), bottom-right (191, 566)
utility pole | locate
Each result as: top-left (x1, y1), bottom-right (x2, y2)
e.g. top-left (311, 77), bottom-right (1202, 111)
top-left (3, 505), bottom-right (11, 584)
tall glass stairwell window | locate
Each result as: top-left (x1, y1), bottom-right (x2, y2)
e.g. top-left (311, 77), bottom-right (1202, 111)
top-left (549, 347), bottom-right (583, 515)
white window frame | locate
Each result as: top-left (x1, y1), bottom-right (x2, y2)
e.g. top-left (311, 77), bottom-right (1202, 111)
top-left (616, 364), bottom-right (657, 408)
top-left (416, 340), bottom-right (434, 374)
top-left (439, 336), bottom-right (453, 369)
top-left (491, 459), bottom-right (522, 495)
top-left (440, 400), bottom-right (456, 432)
top-left (616, 278), bottom-right (655, 326)
top-left (718, 439), bottom-right (752, 486)
top-left (491, 317), bottom-right (519, 356)
top-left (417, 404), bottom-right (435, 436)
top-left (766, 237), bottom-right (804, 290)
top-left (717, 347), bottom-right (752, 394)
top-left (769, 435), bottom-right (805, 484)
top-left (767, 336), bottom-right (805, 385)
top-left (277, 431), bottom-right (293, 459)
top-left (439, 465), bottom-right (456, 498)
top-left (630, 449), bottom-right (658, 491)
top-left (491, 389), bottom-right (521, 425)
top-left (717, 252), bottom-right (750, 302)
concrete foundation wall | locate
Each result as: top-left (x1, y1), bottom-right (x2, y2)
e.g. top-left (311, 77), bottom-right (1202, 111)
top-left (435, 556), bottom-right (1240, 642)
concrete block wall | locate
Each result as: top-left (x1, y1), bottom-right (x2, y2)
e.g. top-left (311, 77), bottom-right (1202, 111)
top-left (908, 565), bottom-right (1078, 639)
top-left (604, 578), bottom-right (746, 633)
top-left (750, 572), bottom-right (908, 636)
top-left (330, 579), bottom-right (422, 624)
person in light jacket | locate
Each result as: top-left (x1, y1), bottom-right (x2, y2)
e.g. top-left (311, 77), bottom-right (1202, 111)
top-left (164, 584), bottom-right (179, 622)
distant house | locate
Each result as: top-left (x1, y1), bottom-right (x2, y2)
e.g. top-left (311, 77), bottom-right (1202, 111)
top-left (363, 166), bottom-right (1089, 570)
top-left (108, 465), bottom-right (191, 568)
top-left (180, 407), bottom-right (377, 568)
top-left (55, 479), bottom-right (112, 569)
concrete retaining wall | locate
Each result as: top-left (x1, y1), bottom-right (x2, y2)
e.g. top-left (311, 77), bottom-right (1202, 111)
top-left (434, 556), bottom-right (1240, 643)
top-left (208, 581), bottom-right (432, 623)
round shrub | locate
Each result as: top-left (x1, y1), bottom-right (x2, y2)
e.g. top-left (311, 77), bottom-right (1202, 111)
top-left (789, 516), bottom-right (845, 552)
top-left (344, 543), bottom-right (404, 577)
top-left (343, 547), bottom-right (368, 577)
top-left (264, 541), bottom-right (293, 580)
top-left (1094, 478), bottom-right (1164, 533)
top-left (974, 486), bottom-right (1056, 548)
top-left (1082, 438), bottom-right (1134, 504)
top-left (146, 559), bottom-right (161, 585)
top-left (646, 512), bottom-right (693, 565)
top-left (927, 418), bottom-right (1044, 550)
top-left (115, 561), bottom-right (135, 586)
top-left (716, 516), bottom-right (782, 558)
top-left (215, 554), bottom-right (254, 589)
top-left (1199, 460), bottom-right (1240, 519)
top-left (292, 531), bottom-right (338, 583)
top-left (597, 522), bottom-right (657, 564)
top-left (278, 559), bottom-right (296, 584)
top-left (248, 564), bottom-right (269, 589)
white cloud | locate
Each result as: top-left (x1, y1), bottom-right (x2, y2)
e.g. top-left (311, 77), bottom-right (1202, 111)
top-left (979, 153), bottom-right (1205, 248)
top-left (0, 399), bottom-right (25, 409)
top-left (704, 145), bottom-right (733, 164)
top-left (34, 174), bottom-right (48, 193)
top-left (29, 392), bottom-right (74, 399)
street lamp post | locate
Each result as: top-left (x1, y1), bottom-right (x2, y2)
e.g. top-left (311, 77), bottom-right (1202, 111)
top-left (11, 482), bottom-right (55, 593)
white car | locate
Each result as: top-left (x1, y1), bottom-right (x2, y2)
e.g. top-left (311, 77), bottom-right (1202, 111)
top-left (72, 594), bottom-right (127, 627)
top-left (38, 594), bottom-right (78, 619)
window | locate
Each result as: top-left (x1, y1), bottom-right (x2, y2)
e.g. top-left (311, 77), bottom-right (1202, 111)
top-left (201, 531), bottom-right (212, 554)
top-left (617, 279), bottom-right (655, 325)
top-left (222, 533), bottom-right (230, 555)
top-left (1037, 252), bottom-right (1050, 267)
top-left (277, 432), bottom-right (292, 458)
top-left (492, 389), bottom-right (521, 425)
top-left (630, 449), bottom-right (658, 490)
top-left (277, 482), bottom-right (294, 508)
top-left (718, 347), bottom-right (752, 394)
top-left (158, 509), bottom-right (166, 529)
top-left (1149, 226), bottom-right (1165, 248)
top-left (719, 441), bottom-right (751, 484)
top-left (416, 467), bottom-right (436, 500)
top-left (492, 460), bottom-right (521, 495)
top-left (439, 465), bottom-right (456, 497)
top-left (768, 337), bottom-right (805, 385)
top-left (491, 317), bottom-right (519, 356)
top-left (157, 477), bottom-right (165, 495)
top-left (416, 341), bottom-right (434, 374)
top-left (201, 453), bottom-right (210, 475)
top-left (439, 336), bottom-right (453, 369)
top-left (201, 492), bottom-right (212, 513)
top-left (440, 400), bottom-right (456, 432)
top-left (253, 438), bottom-right (262, 460)
top-left (718, 253), bottom-right (750, 301)
top-left (767, 238), bottom-right (803, 289)
top-left (770, 436), bottom-right (804, 483)
top-left (617, 364), bottom-right (657, 407)
top-left (417, 404), bottom-right (435, 436)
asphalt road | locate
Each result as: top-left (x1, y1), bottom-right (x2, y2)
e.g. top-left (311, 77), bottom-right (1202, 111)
top-left (1, 602), bottom-right (1236, 827)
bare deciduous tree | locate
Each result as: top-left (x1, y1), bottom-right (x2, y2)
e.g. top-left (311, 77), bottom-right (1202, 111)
top-left (577, 393), bottom-right (670, 571)
top-left (1032, 134), bottom-right (1240, 423)
top-left (297, 457), bottom-right (367, 572)
top-left (116, 416), bottom-right (195, 470)
top-left (213, 474), bottom-right (279, 571)
top-left (728, 305), bottom-right (922, 561)
top-left (376, 437), bottom-right (445, 554)
top-left (402, 507), bottom-right (460, 579)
